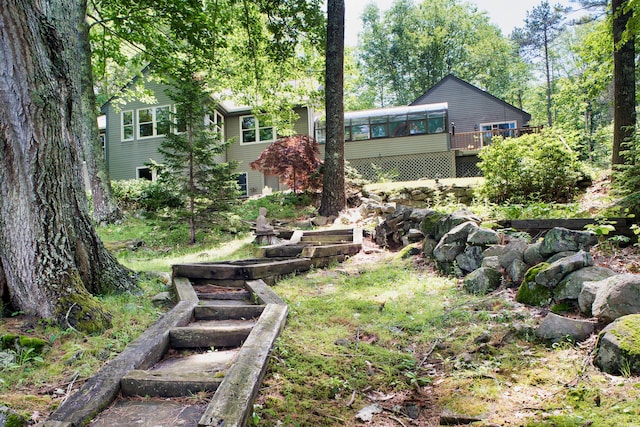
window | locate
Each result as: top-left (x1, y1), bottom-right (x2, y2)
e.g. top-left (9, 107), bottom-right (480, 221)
top-left (428, 111), bottom-right (446, 133)
top-left (136, 166), bottom-right (154, 181)
top-left (241, 115), bottom-right (274, 144)
top-left (137, 105), bottom-right (171, 139)
top-left (370, 116), bottom-right (388, 139)
top-left (206, 110), bottom-right (225, 140)
top-left (236, 172), bottom-right (247, 196)
top-left (408, 113), bottom-right (427, 135)
top-left (122, 111), bottom-right (134, 141)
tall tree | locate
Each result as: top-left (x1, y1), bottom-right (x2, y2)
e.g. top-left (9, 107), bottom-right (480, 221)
top-left (356, 0), bottom-right (520, 107)
top-left (515, 1), bottom-right (569, 127)
top-left (159, 73), bottom-right (239, 245)
top-left (0, 0), bottom-right (138, 331)
top-left (319, 0), bottom-right (346, 217)
top-left (612, 0), bottom-right (636, 166)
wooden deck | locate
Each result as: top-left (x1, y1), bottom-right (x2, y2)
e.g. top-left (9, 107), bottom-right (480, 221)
top-left (451, 126), bottom-right (541, 151)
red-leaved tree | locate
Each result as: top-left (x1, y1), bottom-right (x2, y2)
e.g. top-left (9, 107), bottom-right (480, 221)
top-left (250, 135), bottom-right (323, 194)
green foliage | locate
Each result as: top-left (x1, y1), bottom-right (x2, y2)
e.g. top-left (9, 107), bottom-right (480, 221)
top-left (111, 179), bottom-right (182, 212)
top-left (236, 192), bottom-right (316, 223)
top-left (159, 75), bottom-right (240, 244)
top-left (613, 131), bottom-right (640, 217)
top-left (356, 0), bottom-right (524, 107)
top-left (478, 129), bottom-right (588, 204)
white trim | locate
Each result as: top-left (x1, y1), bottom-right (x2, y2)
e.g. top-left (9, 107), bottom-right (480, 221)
top-left (136, 166), bottom-right (157, 181)
top-left (137, 105), bottom-right (171, 140)
top-left (239, 114), bottom-right (275, 145)
top-left (121, 110), bottom-right (134, 141)
top-left (479, 120), bottom-right (517, 131)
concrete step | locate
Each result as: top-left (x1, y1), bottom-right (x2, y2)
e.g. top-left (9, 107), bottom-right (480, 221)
top-left (89, 398), bottom-right (207, 426)
top-left (170, 319), bottom-right (256, 349)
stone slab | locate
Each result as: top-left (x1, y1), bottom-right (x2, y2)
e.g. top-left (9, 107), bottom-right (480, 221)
top-left (89, 399), bottom-right (206, 427)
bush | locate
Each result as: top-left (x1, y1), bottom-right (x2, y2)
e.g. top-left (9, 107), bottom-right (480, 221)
top-left (478, 129), bottom-right (588, 204)
top-left (111, 179), bottom-right (183, 212)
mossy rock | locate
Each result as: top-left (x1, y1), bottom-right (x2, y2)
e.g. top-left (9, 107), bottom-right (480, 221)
top-left (419, 211), bottom-right (445, 238)
top-left (0, 334), bottom-right (47, 353)
top-left (1, 406), bottom-right (28, 427)
top-left (595, 314), bottom-right (640, 375)
top-left (516, 263), bottom-right (552, 307)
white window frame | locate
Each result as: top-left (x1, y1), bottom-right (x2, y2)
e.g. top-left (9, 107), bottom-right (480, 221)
top-left (205, 110), bottom-right (225, 140)
top-left (239, 114), bottom-right (275, 145)
top-left (121, 110), bottom-right (134, 141)
top-left (136, 166), bottom-right (157, 181)
top-left (137, 105), bottom-right (171, 139)
top-left (479, 120), bottom-right (517, 131)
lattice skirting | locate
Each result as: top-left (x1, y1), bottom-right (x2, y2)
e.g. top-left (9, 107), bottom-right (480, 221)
top-left (349, 152), bottom-right (456, 182)
top-left (455, 154), bottom-right (483, 178)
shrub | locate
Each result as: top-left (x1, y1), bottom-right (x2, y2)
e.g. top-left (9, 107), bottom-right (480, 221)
top-left (111, 179), bottom-right (183, 212)
top-left (478, 129), bottom-right (587, 204)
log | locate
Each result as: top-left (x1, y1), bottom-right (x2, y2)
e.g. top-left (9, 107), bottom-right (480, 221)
top-left (199, 304), bottom-right (288, 427)
top-left (194, 304), bottom-right (265, 321)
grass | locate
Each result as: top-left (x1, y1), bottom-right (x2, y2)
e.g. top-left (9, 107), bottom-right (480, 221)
top-left (2, 182), bottom-right (640, 425)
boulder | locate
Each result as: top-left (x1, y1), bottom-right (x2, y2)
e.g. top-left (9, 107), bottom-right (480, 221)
top-left (592, 274), bottom-right (640, 322)
top-left (554, 266), bottom-right (617, 302)
top-left (433, 242), bottom-right (465, 263)
top-left (463, 268), bottom-right (502, 295)
top-left (420, 211), bottom-right (446, 239)
top-left (483, 245), bottom-right (504, 258)
top-left (481, 255), bottom-right (501, 270)
top-left (523, 242), bottom-right (545, 266)
top-left (578, 280), bottom-right (604, 316)
top-left (533, 251), bottom-right (594, 288)
top-left (539, 227), bottom-right (598, 257)
top-left (546, 251), bottom-right (578, 264)
top-left (433, 209), bottom-right (481, 241)
top-left (498, 239), bottom-right (528, 269)
top-left (467, 228), bottom-right (500, 246)
top-left (439, 221), bottom-right (479, 245)
top-left (506, 258), bottom-right (529, 285)
top-left (455, 246), bottom-right (484, 274)
top-left (536, 312), bottom-right (597, 343)
top-left (422, 237), bottom-right (438, 258)
top-left (594, 314), bottom-right (640, 375)
top-left (516, 263), bottom-right (553, 307)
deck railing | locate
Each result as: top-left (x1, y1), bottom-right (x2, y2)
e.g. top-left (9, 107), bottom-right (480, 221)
top-left (450, 126), bottom-right (541, 151)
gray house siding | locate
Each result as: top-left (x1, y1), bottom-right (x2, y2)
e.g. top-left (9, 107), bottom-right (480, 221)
top-left (411, 75), bottom-right (531, 133)
top-left (103, 79), bottom-right (176, 180)
top-left (225, 107), bottom-right (312, 196)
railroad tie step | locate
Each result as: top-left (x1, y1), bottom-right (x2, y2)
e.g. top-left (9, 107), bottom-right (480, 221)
top-left (194, 303), bottom-right (265, 321)
top-left (121, 369), bottom-right (225, 397)
top-left (170, 319), bottom-right (256, 349)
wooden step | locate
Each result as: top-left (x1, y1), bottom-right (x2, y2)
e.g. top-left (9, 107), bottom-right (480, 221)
top-left (194, 303), bottom-right (265, 321)
top-left (170, 320), bottom-right (255, 349)
top-left (121, 350), bottom-right (237, 397)
top-left (121, 369), bottom-right (224, 397)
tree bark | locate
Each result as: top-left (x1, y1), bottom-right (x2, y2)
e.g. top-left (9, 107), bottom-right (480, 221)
top-left (612, 0), bottom-right (636, 166)
top-left (0, 0), bottom-right (138, 332)
top-left (77, 4), bottom-right (122, 225)
top-left (319, 0), bottom-right (346, 217)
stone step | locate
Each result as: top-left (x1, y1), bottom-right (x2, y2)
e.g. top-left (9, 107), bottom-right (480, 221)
top-left (89, 398), bottom-right (207, 426)
top-left (194, 303), bottom-right (265, 321)
top-left (170, 319), bottom-right (256, 349)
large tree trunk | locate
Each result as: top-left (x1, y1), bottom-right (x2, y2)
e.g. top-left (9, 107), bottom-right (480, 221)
top-left (319, 0), bottom-right (346, 217)
top-left (0, 0), bottom-right (138, 332)
top-left (77, 7), bottom-right (122, 225)
top-left (612, 0), bottom-right (636, 166)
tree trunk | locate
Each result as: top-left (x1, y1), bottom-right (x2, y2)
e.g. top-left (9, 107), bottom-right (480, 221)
top-left (543, 27), bottom-right (553, 128)
top-left (319, 0), bottom-right (346, 217)
top-left (78, 8), bottom-right (122, 225)
top-left (612, 0), bottom-right (636, 166)
top-left (0, 0), bottom-right (138, 332)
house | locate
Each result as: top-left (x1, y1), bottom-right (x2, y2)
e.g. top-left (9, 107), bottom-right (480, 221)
top-left (102, 74), bottom-right (531, 195)
top-left (101, 78), bottom-right (313, 196)
top-left (410, 74), bottom-right (533, 177)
